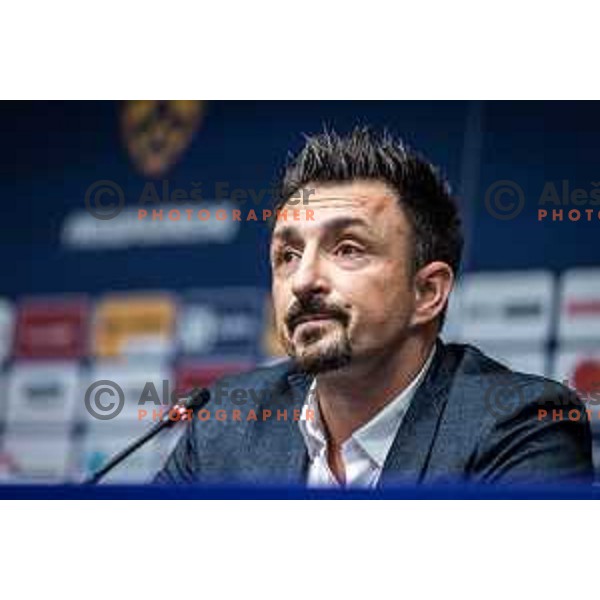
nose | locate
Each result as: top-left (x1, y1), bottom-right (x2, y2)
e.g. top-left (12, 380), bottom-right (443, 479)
top-left (291, 247), bottom-right (330, 301)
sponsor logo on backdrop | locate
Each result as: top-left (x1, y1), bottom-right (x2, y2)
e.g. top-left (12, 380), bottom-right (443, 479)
top-left (554, 350), bottom-right (600, 399)
top-left (62, 202), bottom-right (240, 249)
top-left (0, 298), bottom-right (13, 363)
top-left (83, 364), bottom-right (173, 427)
top-left (178, 288), bottom-right (265, 359)
top-left (92, 293), bottom-right (176, 359)
top-left (0, 451), bottom-right (18, 482)
top-left (5, 362), bottom-right (80, 426)
top-left (459, 271), bottom-right (554, 344)
top-left (1, 433), bottom-right (72, 482)
top-left (121, 100), bottom-right (204, 178)
top-left (14, 297), bottom-right (89, 359)
top-left (573, 359), bottom-right (600, 398)
top-left (558, 268), bottom-right (600, 342)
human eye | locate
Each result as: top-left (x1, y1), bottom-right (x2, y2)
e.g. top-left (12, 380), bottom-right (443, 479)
top-left (283, 248), bottom-right (301, 263)
top-left (334, 240), bottom-right (366, 259)
top-left (272, 245), bottom-right (301, 267)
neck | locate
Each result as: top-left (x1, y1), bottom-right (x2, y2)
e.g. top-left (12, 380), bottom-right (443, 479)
top-left (315, 334), bottom-right (436, 448)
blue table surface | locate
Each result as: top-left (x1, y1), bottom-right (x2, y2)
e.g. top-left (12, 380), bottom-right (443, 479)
top-left (0, 483), bottom-right (598, 500)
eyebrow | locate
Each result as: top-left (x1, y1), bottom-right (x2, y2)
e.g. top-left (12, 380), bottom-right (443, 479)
top-left (272, 216), bottom-right (376, 243)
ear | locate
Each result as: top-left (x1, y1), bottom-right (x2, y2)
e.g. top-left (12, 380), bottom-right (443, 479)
top-left (410, 261), bottom-right (455, 327)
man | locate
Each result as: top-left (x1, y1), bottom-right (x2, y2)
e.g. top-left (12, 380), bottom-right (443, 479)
top-left (155, 127), bottom-right (592, 487)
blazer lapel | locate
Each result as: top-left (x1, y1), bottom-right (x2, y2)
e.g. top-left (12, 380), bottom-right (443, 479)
top-left (378, 340), bottom-right (456, 487)
top-left (243, 370), bottom-right (312, 485)
top-left (242, 340), bottom-right (458, 487)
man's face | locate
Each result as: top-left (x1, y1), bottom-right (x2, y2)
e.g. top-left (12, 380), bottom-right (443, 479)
top-left (270, 180), bottom-right (417, 374)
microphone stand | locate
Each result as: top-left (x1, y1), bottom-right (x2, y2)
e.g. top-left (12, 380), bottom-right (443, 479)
top-left (84, 387), bottom-right (210, 484)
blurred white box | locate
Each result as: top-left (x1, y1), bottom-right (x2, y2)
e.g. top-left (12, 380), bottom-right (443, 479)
top-left (460, 270), bottom-right (555, 345)
top-left (552, 348), bottom-right (600, 394)
top-left (6, 362), bottom-right (80, 427)
top-left (0, 431), bottom-right (72, 483)
top-left (0, 298), bottom-right (13, 364)
top-left (558, 268), bottom-right (600, 344)
top-left (552, 347), bottom-right (600, 433)
top-left (81, 362), bottom-right (173, 435)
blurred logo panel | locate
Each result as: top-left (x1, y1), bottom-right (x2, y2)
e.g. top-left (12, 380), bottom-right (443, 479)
top-left (460, 271), bottom-right (554, 344)
top-left (82, 363), bottom-right (173, 431)
top-left (553, 349), bottom-right (600, 452)
top-left (558, 268), bottom-right (600, 343)
top-left (62, 202), bottom-right (240, 250)
top-left (14, 296), bottom-right (89, 359)
top-left (0, 298), bottom-right (13, 364)
top-left (121, 100), bottom-right (204, 178)
top-left (93, 293), bottom-right (176, 359)
top-left (0, 432), bottom-right (73, 483)
top-left (178, 288), bottom-right (266, 360)
top-left (0, 370), bottom-right (6, 424)
top-left (553, 349), bottom-right (600, 399)
top-left (5, 362), bottom-right (81, 427)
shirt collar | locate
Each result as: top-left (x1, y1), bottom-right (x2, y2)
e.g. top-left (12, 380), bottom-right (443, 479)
top-left (298, 345), bottom-right (437, 468)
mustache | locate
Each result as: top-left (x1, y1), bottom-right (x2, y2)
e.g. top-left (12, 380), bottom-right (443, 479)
top-left (285, 297), bottom-right (349, 332)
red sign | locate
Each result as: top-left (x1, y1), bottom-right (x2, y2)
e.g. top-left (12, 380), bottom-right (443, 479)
top-left (14, 296), bottom-right (89, 359)
top-left (573, 359), bottom-right (600, 397)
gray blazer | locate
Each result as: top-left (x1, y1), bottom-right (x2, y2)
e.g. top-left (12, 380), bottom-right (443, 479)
top-left (154, 340), bottom-right (593, 486)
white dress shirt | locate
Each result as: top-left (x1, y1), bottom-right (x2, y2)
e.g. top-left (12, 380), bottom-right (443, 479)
top-left (298, 347), bottom-right (436, 488)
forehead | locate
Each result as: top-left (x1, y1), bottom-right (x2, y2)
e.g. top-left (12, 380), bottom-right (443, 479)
top-left (272, 180), bottom-right (407, 240)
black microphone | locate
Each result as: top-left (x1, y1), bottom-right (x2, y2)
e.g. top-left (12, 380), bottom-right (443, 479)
top-left (84, 387), bottom-right (211, 484)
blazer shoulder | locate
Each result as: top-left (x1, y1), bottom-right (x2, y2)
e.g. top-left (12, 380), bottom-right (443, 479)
top-left (431, 342), bottom-right (592, 483)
